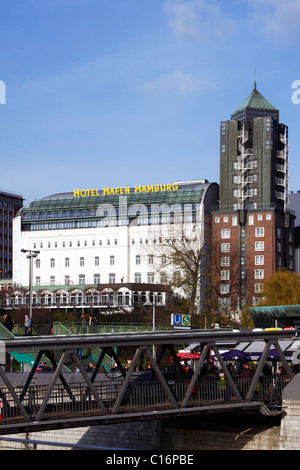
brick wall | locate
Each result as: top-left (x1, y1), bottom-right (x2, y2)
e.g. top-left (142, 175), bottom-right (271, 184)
top-left (0, 420), bottom-right (161, 450)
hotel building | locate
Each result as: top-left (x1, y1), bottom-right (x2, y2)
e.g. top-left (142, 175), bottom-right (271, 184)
top-left (11, 180), bottom-right (218, 312)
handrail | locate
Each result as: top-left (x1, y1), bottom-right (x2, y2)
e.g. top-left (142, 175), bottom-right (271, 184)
top-left (53, 322), bottom-right (114, 371)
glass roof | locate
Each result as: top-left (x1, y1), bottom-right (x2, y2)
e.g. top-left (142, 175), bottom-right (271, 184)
top-left (21, 187), bottom-right (205, 223)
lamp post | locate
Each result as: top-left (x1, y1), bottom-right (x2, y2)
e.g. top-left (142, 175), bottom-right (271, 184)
top-left (144, 297), bottom-right (164, 359)
top-left (21, 249), bottom-right (40, 319)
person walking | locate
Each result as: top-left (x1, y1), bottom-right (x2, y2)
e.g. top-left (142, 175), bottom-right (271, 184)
top-left (48, 316), bottom-right (54, 335)
top-left (240, 363), bottom-right (253, 379)
top-left (27, 316), bottom-right (33, 335)
top-left (24, 315), bottom-right (29, 335)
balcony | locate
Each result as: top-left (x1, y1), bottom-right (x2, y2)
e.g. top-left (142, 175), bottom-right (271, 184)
top-left (276, 163), bottom-right (286, 173)
top-left (277, 149), bottom-right (287, 159)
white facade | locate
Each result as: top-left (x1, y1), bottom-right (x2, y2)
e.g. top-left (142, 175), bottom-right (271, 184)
top-left (13, 181), bottom-right (219, 308)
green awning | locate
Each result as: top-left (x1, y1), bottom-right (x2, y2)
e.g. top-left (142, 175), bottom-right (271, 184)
top-left (249, 305), bottom-right (300, 328)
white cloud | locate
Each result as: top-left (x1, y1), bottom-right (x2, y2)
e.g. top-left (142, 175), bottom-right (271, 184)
top-left (247, 0), bottom-right (300, 42)
top-left (141, 70), bottom-right (214, 96)
top-left (164, 0), bottom-right (234, 40)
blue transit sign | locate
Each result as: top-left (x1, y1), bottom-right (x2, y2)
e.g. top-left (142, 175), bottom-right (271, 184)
top-left (171, 314), bottom-right (192, 329)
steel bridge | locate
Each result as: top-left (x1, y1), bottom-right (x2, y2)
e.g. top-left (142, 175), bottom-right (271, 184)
top-left (0, 329), bottom-right (295, 435)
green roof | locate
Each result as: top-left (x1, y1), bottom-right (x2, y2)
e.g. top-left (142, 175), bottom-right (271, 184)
top-left (232, 82), bottom-right (278, 114)
top-left (249, 304), bottom-right (300, 328)
top-left (21, 184), bottom-right (207, 224)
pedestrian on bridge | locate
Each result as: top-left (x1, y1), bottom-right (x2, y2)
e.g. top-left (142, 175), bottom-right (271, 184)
top-left (240, 363), bottom-right (253, 380)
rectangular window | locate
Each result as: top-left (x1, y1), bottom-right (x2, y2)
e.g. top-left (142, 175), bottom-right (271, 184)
top-left (94, 273), bottom-right (100, 284)
top-left (50, 276), bottom-right (55, 286)
top-left (79, 274), bottom-right (85, 285)
top-left (50, 258), bottom-right (55, 268)
top-left (109, 273), bottom-right (115, 283)
top-left (221, 257), bottom-right (230, 266)
top-left (255, 241), bottom-right (264, 251)
top-left (221, 243), bottom-right (230, 252)
top-left (147, 272), bottom-right (154, 283)
top-left (255, 227), bottom-right (264, 237)
top-left (95, 256), bottom-right (100, 266)
top-left (220, 284), bottom-right (229, 294)
top-left (221, 229), bottom-right (230, 239)
top-left (110, 255), bottom-right (115, 266)
top-left (136, 255), bottom-right (141, 265)
top-left (134, 273), bottom-right (141, 283)
top-left (254, 283), bottom-right (264, 293)
top-left (255, 269), bottom-right (264, 279)
top-left (220, 270), bottom-right (230, 281)
top-left (65, 257), bottom-right (70, 268)
top-left (80, 257), bottom-right (85, 267)
top-left (255, 255), bottom-right (264, 265)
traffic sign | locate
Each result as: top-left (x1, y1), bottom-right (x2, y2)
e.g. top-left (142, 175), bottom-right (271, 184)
top-left (171, 314), bottom-right (192, 329)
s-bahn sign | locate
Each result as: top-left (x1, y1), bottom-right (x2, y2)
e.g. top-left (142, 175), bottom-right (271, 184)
top-left (171, 314), bottom-right (192, 329)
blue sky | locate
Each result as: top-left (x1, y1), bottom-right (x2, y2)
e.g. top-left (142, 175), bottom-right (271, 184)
top-left (1, 0), bottom-right (300, 202)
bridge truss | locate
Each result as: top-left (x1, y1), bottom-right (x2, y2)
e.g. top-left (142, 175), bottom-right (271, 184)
top-left (0, 329), bottom-right (295, 434)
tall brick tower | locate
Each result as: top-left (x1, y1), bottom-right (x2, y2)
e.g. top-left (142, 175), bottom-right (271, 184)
top-left (212, 82), bottom-right (295, 314)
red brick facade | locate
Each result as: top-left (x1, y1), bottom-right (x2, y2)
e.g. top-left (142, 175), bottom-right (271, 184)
top-left (211, 209), bottom-right (295, 313)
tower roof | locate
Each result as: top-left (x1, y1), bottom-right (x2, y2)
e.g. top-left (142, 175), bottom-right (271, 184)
top-left (232, 81), bottom-right (278, 114)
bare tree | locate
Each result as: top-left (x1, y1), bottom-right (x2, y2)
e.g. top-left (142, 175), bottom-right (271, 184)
top-left (147, 218), bottom-right (211, 316)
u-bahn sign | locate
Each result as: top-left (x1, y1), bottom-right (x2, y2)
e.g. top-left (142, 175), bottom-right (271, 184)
top-left (171, 314), bottom-right (192, 329)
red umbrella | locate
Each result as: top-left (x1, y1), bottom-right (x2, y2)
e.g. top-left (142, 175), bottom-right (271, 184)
top-left (177, 352), bottom-right (200, 360)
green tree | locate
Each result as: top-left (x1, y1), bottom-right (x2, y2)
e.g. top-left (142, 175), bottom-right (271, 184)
top-left (262, 268), bottom-right (300, 306)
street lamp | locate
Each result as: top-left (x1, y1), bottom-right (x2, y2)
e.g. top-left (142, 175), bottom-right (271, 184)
top-left (144, 297), bottom-right (164, 359)
top-left (21, 249), bottom-right (40, 319)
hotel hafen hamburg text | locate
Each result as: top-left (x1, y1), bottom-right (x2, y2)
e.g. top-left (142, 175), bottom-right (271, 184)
top-left (12, 180), bottom-right (218, 312)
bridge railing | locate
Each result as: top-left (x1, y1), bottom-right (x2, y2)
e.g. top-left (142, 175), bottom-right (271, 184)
top-left (0, 374), bottom-right (287, 424)
top-left (0, 329), bottom-right (295, 431)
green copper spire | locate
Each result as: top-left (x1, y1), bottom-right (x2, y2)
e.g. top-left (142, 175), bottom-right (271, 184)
top-left (232, 83), bottom-right (277, 114)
